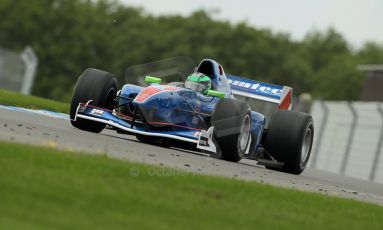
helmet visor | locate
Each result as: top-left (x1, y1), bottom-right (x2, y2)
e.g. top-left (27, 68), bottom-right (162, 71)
top-left (185, 80), bottom-right (210, 94)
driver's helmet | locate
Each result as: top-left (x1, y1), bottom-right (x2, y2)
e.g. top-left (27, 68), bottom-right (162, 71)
top-left (185, 72), bottom-right (211, 95)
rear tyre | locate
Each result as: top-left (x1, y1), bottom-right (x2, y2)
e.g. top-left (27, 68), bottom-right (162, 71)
top-left (263, 110), bottom-right (314, 174)
top-left (211, 99), bottom-right (251, 162)
top-left (70, 68), bottom-right (118, 133)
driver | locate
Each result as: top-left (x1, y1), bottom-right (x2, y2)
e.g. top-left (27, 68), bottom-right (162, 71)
top-left (185, 72), bottom-right (211, 95)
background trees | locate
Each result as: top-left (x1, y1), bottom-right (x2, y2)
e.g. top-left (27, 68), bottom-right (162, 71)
top-left (0, 0), bottom-right (382, 101)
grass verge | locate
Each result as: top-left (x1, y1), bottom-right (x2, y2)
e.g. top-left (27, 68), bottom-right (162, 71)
top-left (0, 89), bottom-right (69, 113)
top-left (0, 141), bottom-right (382, 230)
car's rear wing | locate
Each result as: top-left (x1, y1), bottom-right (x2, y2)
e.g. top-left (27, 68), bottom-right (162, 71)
top-left (227, 75), bottom-right (292, 110)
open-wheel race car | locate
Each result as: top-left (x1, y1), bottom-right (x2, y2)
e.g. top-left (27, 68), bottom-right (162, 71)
top-left (70, 57), bottom-right (314, 174)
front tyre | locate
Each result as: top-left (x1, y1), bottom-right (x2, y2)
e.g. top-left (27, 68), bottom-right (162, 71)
top-left (264, 110), bottom-right (314, 174)
top-left (211, 99), bottom-right (252, 162)
top-left (70, 68), bottom-right (118, 133)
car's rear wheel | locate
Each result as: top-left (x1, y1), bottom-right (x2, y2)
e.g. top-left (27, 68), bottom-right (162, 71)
top-left (263, 110), bottom-right (314, 174)
top-left (211, 99), bottom-right (252, 162)
top-left (70, 68), bottom-right (118, 133)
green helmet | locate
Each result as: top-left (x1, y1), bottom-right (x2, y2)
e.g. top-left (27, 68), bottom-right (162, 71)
top-left (185, 72), bottom-right (211, 95)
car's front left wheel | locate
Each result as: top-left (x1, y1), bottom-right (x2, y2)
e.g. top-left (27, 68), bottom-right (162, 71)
top-left (70, 68), bottom-right (118, 133)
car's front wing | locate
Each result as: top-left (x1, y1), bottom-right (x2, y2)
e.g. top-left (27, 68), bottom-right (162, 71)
top-left (74, 103), bottom-right (219, 153)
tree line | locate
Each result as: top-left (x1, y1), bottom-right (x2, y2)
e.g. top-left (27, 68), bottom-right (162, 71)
top-left (0, 0), bottom-right (382, 101)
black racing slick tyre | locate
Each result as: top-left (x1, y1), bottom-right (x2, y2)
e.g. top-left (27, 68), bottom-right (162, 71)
top-left (263, 110), bottom-right (314, 175)
top-left (211, 99), bottom-right (252, 162)
top-left (70, 68), bottom-right (118, 133)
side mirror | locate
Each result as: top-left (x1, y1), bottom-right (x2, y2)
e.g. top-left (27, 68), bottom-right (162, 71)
top-left (145, 76), bottom-right (161, 84)
top-left (207, 90), bottom-right (225, 99)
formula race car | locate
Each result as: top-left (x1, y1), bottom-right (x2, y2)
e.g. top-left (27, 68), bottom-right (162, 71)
top-left (70, 57), bottom-right (314, 174)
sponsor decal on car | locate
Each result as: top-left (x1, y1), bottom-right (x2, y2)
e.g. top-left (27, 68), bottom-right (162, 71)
top-left (193, 131), bottom-right (201, 137)
top-left (90, 109), bottom-right (104, 115)
top-left (227, 76), bottom-right (283, 99)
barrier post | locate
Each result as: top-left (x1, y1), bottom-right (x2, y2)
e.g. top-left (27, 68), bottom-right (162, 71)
top-left (340, 102), bottom-right (357, 175)
top-left (369, 103), bottom-right (383, 181)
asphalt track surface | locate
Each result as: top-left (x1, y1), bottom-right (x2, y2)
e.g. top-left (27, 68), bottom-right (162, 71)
top-left (1, 107), bottom-right (383, 205)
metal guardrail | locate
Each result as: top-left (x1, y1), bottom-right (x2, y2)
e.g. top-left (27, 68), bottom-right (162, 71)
top-left (310, 100), bottom-right (328, 168)
top-left (370, 104), bottom-right (383, 181)
top-left (308, 101), bottom-right (383, 183)
top-left (0, 46), bottom-right (38, 94)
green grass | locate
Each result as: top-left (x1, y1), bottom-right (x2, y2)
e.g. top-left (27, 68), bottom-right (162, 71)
top-left (0, 142), bottom-right (382, 230)
top-left (0, 89), bottom-right (69, 113)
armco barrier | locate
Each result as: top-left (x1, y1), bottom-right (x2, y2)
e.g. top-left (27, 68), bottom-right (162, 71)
top-left (308, 101), bottom-right (383, 183)
top-left (0, 46), bottom-right (38, 94)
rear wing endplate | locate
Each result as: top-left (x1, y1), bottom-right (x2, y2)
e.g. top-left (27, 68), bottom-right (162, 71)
top-left (227, 75), bottom-right (292, 110)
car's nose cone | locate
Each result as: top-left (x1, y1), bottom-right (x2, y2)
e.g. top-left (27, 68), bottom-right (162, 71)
top-left (134, 85), bottom-right (180, 103)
